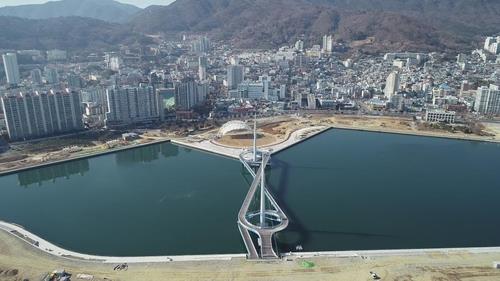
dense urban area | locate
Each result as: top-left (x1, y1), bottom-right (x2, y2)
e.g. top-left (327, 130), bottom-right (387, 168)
top-left (1, 1), bottom-right (500, 279)
top-left (0, 34), bottom-right (499, 148)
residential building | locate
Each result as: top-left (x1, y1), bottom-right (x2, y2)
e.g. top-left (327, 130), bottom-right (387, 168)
top-left (1, 89), bottom-right (83, 141)
top-left (44, 67), bottom-right (59, 84)
top-left (105, 85), bottom-right (161, 127)
top-left (198, 56), bottom-right (208, 81)
top-left (384, 71), bottom-right (400, 99)
top-left (174, 80), bottom-right (208, 111)
top-left (475, 84), bottom-right (500, 115)
top-left (109, 57), bottom-right (121, 72)
top-left (322, 35), bottom-right (333, 53)
top-left (2, 53), bottom-right (21, 85)
top-left (484, 36), bottom-right (500, 55)
top-left (46, 49), bottom-right (67, 61)
top-left (192, 37), bottom-right (211, 53)
top-left (30, 69), bottom-right (43, 85)
top-left (295, 40), bottom-right (304, 52)
top-left (227, 65), bottom-right (245, 90)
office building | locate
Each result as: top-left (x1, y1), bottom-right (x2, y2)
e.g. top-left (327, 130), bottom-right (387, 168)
top-left (227, 65), bottom-right (245, 90)
top-left (2, 53), bottom-right (21, 85)
top-left (475, 84), bottom-right (500, 115)
top-left (105, 85), bottom-right (161, 127)
top-left (174, 80), bottom-right (208, 111)
top-left (1, 89), bottom-right (83, 141)
top-left (384, 71), bottom-right (400, 99)
top-left (425, 110), bottom-right (456, 123)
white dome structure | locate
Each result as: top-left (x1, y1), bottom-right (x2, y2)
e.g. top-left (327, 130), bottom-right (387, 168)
top-left (217, 121), bottom-right (252, 137)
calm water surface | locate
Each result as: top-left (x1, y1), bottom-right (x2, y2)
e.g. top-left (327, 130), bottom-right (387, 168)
top-left (0, 129), bottom-right (499, 256)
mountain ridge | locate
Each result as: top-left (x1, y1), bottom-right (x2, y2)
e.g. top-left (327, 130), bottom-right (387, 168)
top-left (0, 0), bottom-right (141, 23)
top-left (129, 0), bottom-right (500, 52)
top-left (0, 16), bottom-right (151, 50)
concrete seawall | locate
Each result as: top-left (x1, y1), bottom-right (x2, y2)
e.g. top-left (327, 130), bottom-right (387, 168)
top-left (2, 220), bottom-right (500, 264)
top-left (172, 126), bottom-right (330, 160)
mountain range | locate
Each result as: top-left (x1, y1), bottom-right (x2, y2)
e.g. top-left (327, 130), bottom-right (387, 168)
top-left (1, 0), bottom-right (500, 52)
top-left (0, 16), bottom-right (150, 50)
top-left (129, 0), bottom-right (500, 52)
top-left (0, 0), bottom-right (140, 23)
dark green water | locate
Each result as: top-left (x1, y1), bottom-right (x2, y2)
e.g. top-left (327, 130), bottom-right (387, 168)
top-left (0, 129), bottom-right (500, 256)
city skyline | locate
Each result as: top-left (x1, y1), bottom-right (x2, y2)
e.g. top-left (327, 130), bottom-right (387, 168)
top-left (0, 0), bottom-right (175, 8)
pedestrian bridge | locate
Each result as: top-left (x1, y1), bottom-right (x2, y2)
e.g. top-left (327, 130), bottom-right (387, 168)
top-left (237, 152), bottom-right (289, 259)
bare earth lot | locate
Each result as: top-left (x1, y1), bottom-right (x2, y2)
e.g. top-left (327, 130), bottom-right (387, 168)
top-left (1, 231), bottom-right (500, 281)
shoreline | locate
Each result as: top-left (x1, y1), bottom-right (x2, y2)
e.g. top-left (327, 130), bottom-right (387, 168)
top-left (0, 138), bottom-right (171, 177)
top-left (1, 220), bottom-right (500, 264)
top-left (329, 124), bottom-right (500, 144)
top-left (172, 126), bottom-right (330, 160)
top-left (0, 121), bottom-right (500, 177)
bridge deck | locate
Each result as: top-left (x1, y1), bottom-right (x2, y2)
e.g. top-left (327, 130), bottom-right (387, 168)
top-left (237, 153), bottom-right (289, 259)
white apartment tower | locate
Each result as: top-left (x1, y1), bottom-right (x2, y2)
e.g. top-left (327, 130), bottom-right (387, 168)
top-left (105, 85), bottom-right (161, 127)
top-left (475, 84), bottom-right (500, 115)
top-left (2, 53), bottom-right (21, 85)
top-left (384, 71), bottom-right (400, 99)
top-left (1, 89), bottom-right (83, 140)
top-left (322, 35), bottom-right (333, 53)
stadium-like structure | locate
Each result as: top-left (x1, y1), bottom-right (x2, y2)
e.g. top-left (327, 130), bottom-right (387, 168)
top-left (217, 121), bottom-right (252, 138)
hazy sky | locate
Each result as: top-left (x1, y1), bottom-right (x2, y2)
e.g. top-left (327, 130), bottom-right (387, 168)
top-left (0, 0), bottom-right (175, 8)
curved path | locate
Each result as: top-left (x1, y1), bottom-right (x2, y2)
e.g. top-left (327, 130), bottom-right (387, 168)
top-left (237, 153), bottom-right (289, 259)
top-left (2, 220), bottom-right (500, 264)
top-left (0, 221), bottom-right (245, 263)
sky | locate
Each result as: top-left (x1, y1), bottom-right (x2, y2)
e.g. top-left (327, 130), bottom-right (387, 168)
top-left (0, 0), bottom-right (175, 8)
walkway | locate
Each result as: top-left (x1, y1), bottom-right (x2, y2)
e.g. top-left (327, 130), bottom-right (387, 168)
top-left (237, 153), bottom-right (289, 259)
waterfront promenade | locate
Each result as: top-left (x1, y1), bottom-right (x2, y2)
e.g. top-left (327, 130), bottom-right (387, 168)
top-left (172, 126), bottom-right (329, 159)
top-left (2, 219), bottom-right (500, 265)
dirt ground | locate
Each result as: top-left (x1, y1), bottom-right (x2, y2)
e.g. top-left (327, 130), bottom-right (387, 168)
top-left (214, 133), bottom-right (278, 148)
top-left (1, 231), bottom-right (500, 281)
top-left (1, 114), bottom-right (499, 174)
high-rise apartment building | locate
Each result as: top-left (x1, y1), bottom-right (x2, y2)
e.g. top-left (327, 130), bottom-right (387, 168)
top-left (198, 56), bottom-right (208, 81)
top-left (1, 89), bottom-right (83, 141)
top-left (105, 85), bottom-right (161, 127)
top-left (475, 84), bottom-right (500, 115)
top-left (30, 69), bottom-right (43, 85)
top-left (322, 35), bottom-right (333, 53)
top-left (174, 80), bottom-right (208, 111)
top-left (227, 65), bottom-right (245, 90)
top-left (2, 53), bottom-right (21, 86)
top-left (192, 37), bottom-right (211, 53)
top-left (384, 71), bottom-right (400, 99)
top-left (484, 36), bottom-right (500, 55)
top-left (44, 67), bottom-right (59, 84)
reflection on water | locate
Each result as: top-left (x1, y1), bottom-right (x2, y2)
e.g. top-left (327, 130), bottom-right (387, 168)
top-left (17, 143), bottom-right (180, 187)
top-left (115, 143), bottom-right (179, 165)
top-left (17, 159), bottom-right (90, 187)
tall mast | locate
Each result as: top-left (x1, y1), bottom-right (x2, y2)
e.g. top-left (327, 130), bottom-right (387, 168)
top-left (260, 155), bottom-right (266, 227)
top-left (253, 115), bottom-right (257, 162)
